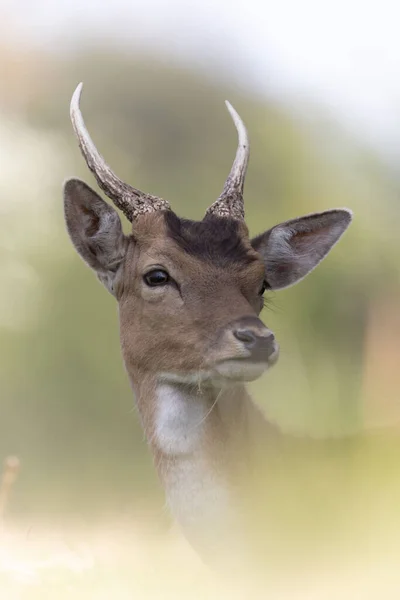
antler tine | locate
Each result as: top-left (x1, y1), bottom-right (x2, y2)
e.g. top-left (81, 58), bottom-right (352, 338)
top-left (205, 101), bottom-right (249, 221)
top-left (70, 83), bottom-right (170, 221)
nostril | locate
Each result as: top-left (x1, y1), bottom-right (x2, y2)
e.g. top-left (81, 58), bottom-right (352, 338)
top-left (266, 331), bottom-right (275, 345)
top-left (233, 329), bottom-right (257, 347)
top-left (263, 332), bottom-right (276, 352)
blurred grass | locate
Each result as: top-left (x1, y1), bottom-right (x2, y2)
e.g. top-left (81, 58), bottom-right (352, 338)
top-left (1, 515), bottom-right (400, 598)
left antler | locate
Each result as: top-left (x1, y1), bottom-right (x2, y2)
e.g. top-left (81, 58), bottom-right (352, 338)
top-left (205, 101), bottom-right (249, 221)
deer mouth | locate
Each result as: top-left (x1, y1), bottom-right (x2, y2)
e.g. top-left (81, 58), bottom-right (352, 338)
top-left (158, 343), bottom-right (280, 386)
top-left (214, 349), bottom-right (279, 382)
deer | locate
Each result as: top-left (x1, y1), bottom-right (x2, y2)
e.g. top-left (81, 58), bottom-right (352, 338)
top-left (63, 83), bottom-right (353, 573)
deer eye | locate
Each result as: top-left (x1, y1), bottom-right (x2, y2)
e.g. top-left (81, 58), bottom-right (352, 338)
top-left (144, 269), bottom-right (170, 287)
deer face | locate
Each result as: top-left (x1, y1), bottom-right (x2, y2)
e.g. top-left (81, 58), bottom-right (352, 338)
top-left (64, 84), bottom-right (352, 385)
top-left (118, 211), bottom-right (276, 384)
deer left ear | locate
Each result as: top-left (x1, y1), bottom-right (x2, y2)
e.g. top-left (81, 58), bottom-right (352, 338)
top-left (251, 209), bottom-right (352, 290)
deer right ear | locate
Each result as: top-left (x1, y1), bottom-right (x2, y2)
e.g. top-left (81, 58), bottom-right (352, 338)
top-left (63, 178), bottom-right (128, 296)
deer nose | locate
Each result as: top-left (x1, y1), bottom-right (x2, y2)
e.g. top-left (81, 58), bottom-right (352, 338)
top-left (233, 326), bottom-right (276, 361)
top-left (234, 329), bottom-right (258, 346)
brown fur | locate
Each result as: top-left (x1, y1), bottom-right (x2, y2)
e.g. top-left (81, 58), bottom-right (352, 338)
top-left (118, 212), bottom-right (267, 383)
top-left (63, 135), bottom-right (352, 573)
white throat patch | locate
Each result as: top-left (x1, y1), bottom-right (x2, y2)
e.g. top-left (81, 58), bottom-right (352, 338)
top-left (155, 383), bottom-right (209, 455)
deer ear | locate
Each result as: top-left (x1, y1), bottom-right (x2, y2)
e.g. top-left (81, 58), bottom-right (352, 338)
top-left (251, 209), bottom-right (352, 290)
top-left (63, 178), bottom-right (128, 296)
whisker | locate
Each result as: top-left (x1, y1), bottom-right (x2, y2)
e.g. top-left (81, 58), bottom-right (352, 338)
top-left (190, 388), bottom-right (223, 431)
top-left (262, 294), bottom-right (282, 314)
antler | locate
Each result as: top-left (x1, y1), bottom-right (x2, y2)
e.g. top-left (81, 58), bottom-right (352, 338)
top-left (205, 101), bottom-right (249, 221)
top-left (70, 83), bottom-right (170, 221)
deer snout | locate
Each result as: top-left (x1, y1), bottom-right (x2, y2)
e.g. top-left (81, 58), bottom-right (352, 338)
top-left (210, 316), bottom-right (279, 381)
top-left (233, 327), bottom-right (276, 361)
top-left (232, 317), bottom-right (277, 363)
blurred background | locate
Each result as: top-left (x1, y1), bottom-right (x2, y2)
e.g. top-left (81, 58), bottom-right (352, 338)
top-left (0, 0), bottom-right (400, 596)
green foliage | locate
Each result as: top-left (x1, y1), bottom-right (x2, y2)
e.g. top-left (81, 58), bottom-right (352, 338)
top-left (1, 47), bottom-right (399, 519)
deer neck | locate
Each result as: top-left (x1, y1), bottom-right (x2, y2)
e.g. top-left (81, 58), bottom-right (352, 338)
top-left (130, 375), bottom-right (264, 561)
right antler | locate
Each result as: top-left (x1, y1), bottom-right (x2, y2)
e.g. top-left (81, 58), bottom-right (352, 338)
top-left (70, 83), bottom-right (171, 222)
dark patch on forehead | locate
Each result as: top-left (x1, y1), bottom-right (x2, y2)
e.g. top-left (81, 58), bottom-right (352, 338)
top-left (163, 211), bottom-right (256, 267)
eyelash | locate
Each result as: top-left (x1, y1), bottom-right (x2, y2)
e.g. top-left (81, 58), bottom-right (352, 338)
top-left (259, 280), bottom-right (270, 296)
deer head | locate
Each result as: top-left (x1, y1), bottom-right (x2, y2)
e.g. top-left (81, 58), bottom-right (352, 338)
top-left (64, 83), bottom-right (352, 388)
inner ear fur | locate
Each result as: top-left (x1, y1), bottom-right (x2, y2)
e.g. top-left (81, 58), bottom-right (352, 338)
top-left (251, 209), bottom-right (352, 290)
top-left (63, 178), bottom-right (128, 295)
